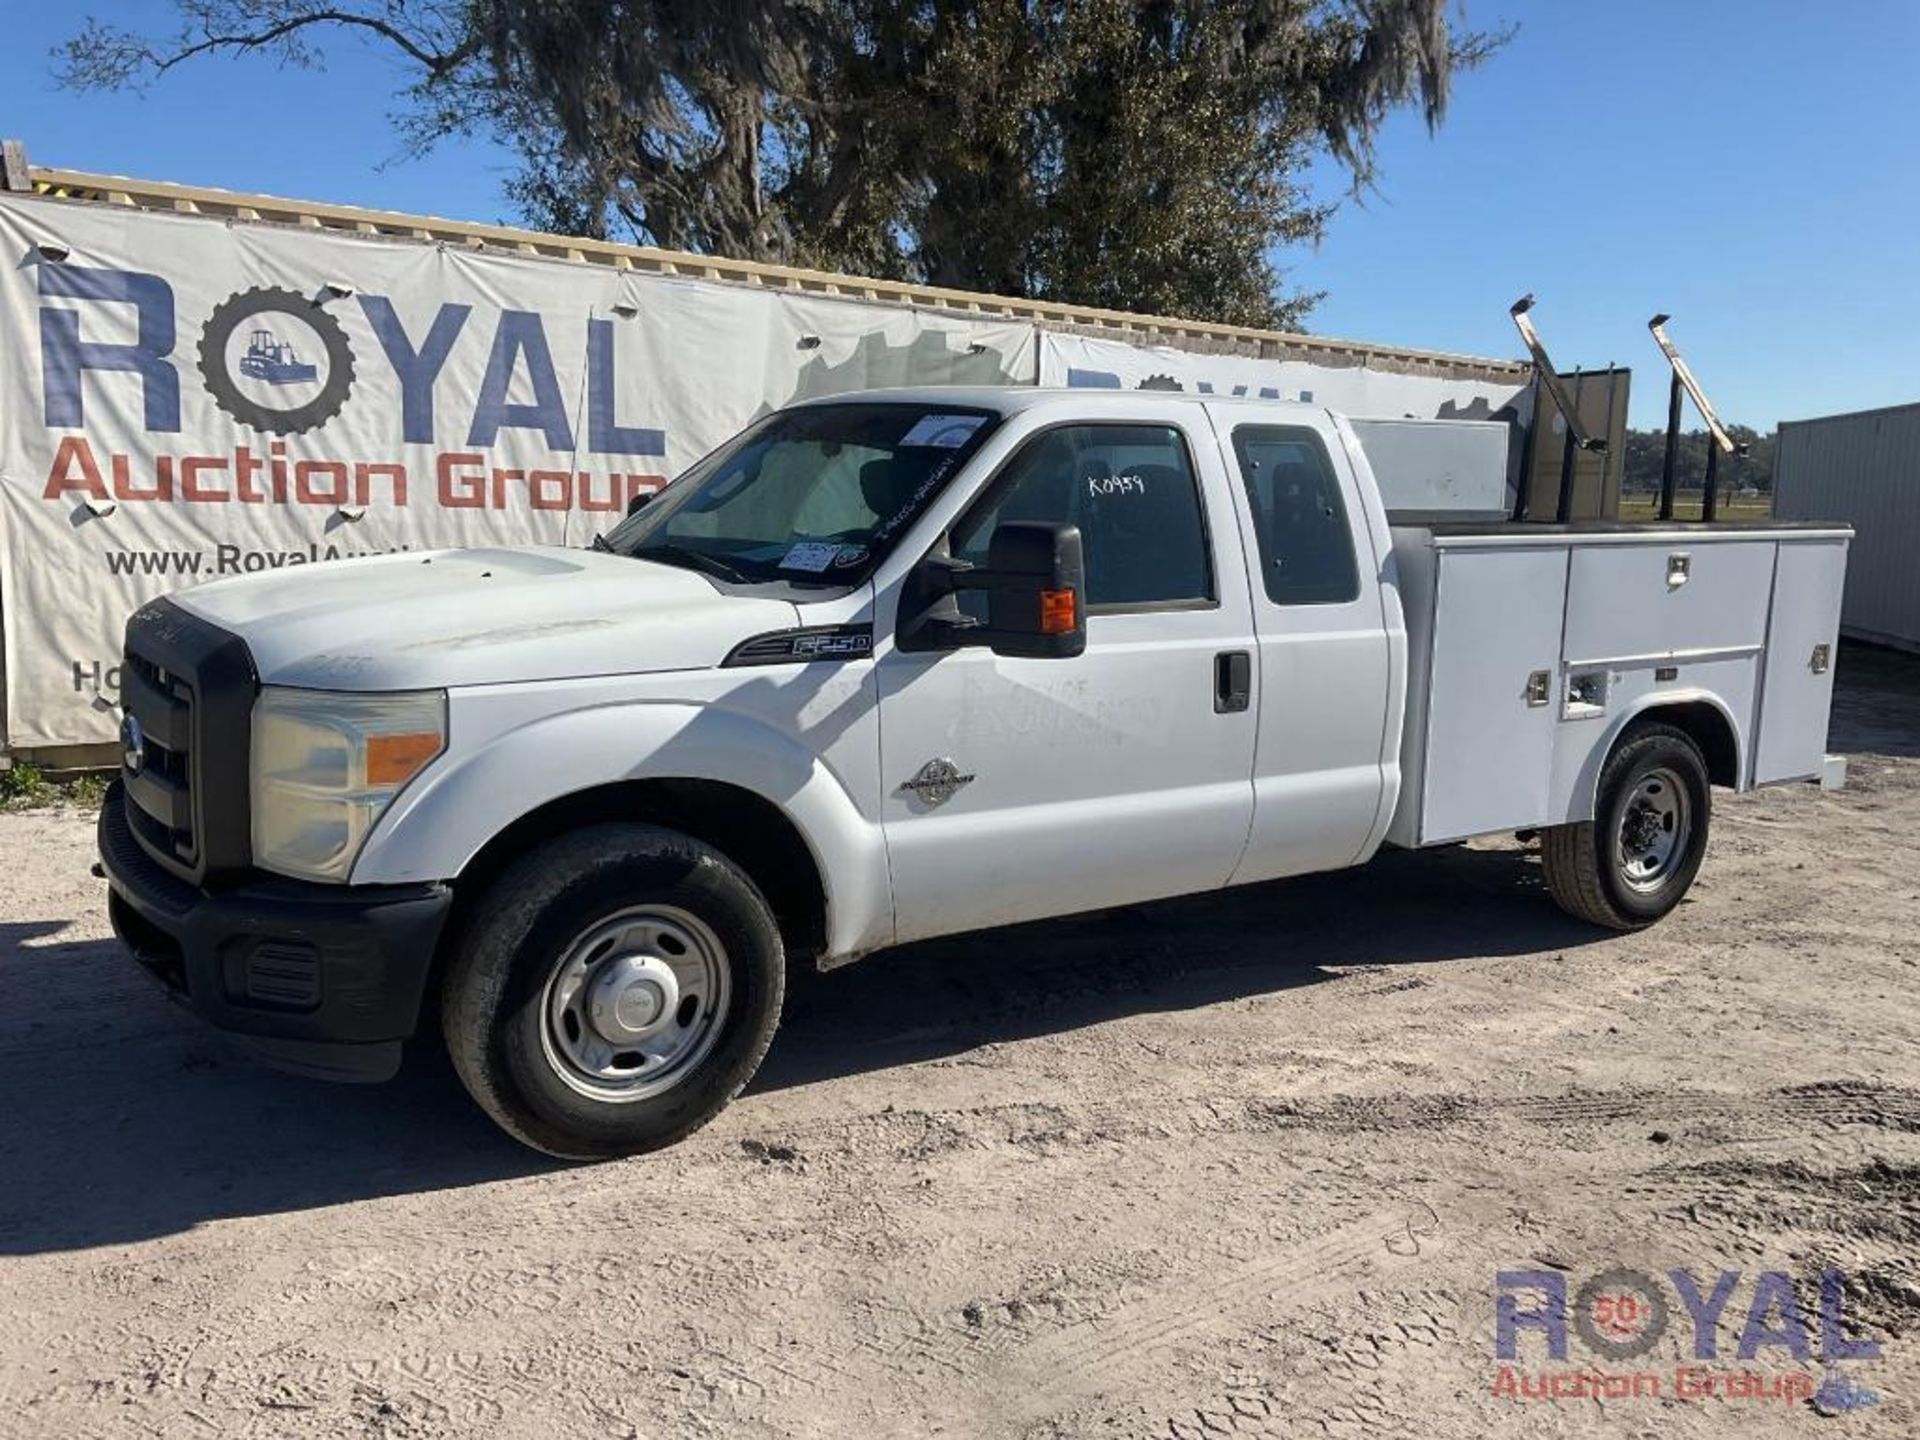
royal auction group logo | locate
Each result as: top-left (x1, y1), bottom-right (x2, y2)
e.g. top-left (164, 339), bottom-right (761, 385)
top-left (1494, 1265), bottom-right (1883, 1410)
top-left (32, 261), bottom-right (670, 515)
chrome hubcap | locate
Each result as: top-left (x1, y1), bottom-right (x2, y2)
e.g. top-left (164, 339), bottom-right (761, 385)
top-left (1614, 766), bottom-right (1691, 893)
top-left (540, 906), bottom-right (731, 1102)
top-left (587, 954), bottom-right (679, 1041)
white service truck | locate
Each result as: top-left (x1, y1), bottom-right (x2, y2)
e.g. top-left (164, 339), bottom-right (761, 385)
top-left (99, 389), bottom-right (1850, 1157)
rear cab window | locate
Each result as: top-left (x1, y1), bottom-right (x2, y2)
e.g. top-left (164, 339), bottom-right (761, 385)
top-left (1230, 425), bottom-right (1361, 606)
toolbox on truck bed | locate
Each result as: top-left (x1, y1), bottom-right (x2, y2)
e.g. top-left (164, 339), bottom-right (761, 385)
top-left (1387, 520), bottom-right (1850, 848)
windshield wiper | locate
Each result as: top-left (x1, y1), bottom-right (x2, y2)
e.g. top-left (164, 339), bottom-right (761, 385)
top-left (630, 542), bottom-right (753, 584)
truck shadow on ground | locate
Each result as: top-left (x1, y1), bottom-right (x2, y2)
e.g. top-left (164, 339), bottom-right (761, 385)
top-left (756, 838), bottom-right (1597, 1092)
top-left (0, 917), bottom-right (550, 1258)
top-left (0, 839), bottom-right (1595, 1256)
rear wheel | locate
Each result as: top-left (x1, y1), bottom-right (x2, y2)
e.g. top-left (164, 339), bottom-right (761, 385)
top-left (442, 823), bottom-right (784, 1159)
top-left (1542, 722), bottom-right (1711, 930)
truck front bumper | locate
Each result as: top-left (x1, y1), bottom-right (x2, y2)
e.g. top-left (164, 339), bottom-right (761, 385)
top-left (98, 781), bottom-right (452, 1082)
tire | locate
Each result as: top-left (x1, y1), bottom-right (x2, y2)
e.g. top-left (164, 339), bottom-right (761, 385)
top-left (441, 823), bottom-right (784, 1159)
top-left (1541, 722), bottom-right (1711, 930)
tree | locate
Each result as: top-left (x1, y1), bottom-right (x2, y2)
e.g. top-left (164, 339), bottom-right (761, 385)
top-left (57, 1), bottom-right (1506, 329)
top-left (1620, 424), bottom-right (1774, 495)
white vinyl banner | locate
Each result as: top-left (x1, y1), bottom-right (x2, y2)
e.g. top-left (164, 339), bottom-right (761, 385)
top-left (1039, 332), bottom-right (1530, 424)
top-left (0, 195), bottom-right (1036, 747)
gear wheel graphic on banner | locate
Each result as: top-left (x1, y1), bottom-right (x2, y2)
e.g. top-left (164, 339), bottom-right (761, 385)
top-left (197, 287), bottom-right (356, 435)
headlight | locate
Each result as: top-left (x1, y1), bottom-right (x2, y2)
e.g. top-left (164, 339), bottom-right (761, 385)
top-left (251, 687), bottom-right (447, 882)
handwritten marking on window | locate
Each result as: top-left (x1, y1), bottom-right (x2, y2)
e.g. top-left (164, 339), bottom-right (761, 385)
top-left (1088, 472), bottom-right (1149, 499)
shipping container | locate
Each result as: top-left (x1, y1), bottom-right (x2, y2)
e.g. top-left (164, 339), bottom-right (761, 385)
top-left (1774, 401), bottom-right (1920, 652)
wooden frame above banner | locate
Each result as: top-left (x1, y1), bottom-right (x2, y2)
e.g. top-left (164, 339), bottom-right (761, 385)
top-left (21, 156), bottom-right (1530, 386)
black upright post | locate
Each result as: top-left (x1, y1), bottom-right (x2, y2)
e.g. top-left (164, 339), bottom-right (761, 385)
top-left (1511, 376), bottom-right (1541, 522)
top-left (1658, 372), bottom-right (1683, 521)
top-left (1701, 442), bottom-right (1721, 522)
top-left (1554, 369), bottom-right (1583, 523)
top-left (1555, 427), bottom-right (1578, 523)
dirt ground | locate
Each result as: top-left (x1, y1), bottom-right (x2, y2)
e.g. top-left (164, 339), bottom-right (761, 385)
top-left (2, 645), bottom-right (1917, 1439)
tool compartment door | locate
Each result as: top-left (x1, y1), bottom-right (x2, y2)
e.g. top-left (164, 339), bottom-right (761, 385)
top-left (1562, 540), bottom-right (1776, 664)
top-left (1417, 543), bottom-right (1569, 843)
top-left (1754, 537), bottom-right (1849, 784)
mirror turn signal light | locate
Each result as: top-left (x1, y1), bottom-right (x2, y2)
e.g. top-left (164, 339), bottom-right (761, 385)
top-left (367, 731), bottom-right (444, 787)
top-left (1039, 588), bottom-right (1078, 635)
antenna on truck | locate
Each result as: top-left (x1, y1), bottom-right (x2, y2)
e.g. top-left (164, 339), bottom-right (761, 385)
top-left (1509, 295), bottom-right (1608, 523)
top-left (1646, 314), bottom-right (1746, 522)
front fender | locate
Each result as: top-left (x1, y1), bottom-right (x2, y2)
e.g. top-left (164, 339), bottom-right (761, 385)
top-left (350, 693), bottom-right (893, 958)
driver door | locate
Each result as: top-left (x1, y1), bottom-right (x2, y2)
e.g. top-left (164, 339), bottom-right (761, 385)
top-left (874, 409), bottom-right (1259, 945)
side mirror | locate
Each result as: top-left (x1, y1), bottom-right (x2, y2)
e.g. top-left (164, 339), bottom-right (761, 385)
top-left (975, 521), bottom-right (1086, 658)
top-left (626, 489), bottom-right (655, 517)
top-left (901, 521), bottom-right (1086, 659)
top-left (897, 520), bottom-right (1084, 659)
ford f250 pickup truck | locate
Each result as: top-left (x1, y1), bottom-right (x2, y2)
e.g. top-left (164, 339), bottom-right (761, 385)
top-left (99, 389), bottom-right (1850, 1157)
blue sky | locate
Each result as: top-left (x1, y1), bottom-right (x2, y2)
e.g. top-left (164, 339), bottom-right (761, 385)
top-left (5, 1), bottom-right (1915, 430)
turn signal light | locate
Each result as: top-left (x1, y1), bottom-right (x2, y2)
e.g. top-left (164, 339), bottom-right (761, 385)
top-left (367, 731), bottom-right (444, 786)
top-left (1039, 588), bottom-right (1078, 635)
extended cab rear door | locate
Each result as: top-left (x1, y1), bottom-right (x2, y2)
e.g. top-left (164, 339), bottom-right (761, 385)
top-left (874, 399), bottom-right (1260, 945)
top-left (1207, 406), bottom-right (1395, 882)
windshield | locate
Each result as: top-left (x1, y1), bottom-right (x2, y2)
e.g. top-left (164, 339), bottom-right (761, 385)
top-left (603, 402), bottom-right (1003, 585)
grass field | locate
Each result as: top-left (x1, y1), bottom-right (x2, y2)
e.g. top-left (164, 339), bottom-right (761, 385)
top-left (1617, 490), bottom-right (1772, 521)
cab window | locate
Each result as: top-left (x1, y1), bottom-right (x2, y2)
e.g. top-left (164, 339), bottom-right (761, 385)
top-left (1231, 425), bottom-right (1361, 606)
top-left (951, 424), bottom-right (1213, 613)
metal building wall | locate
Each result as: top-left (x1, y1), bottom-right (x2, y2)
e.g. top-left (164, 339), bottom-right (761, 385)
top-left (1774, 402), bottom-right (1920, 652)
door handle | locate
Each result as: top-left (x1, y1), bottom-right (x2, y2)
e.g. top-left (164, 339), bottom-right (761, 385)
top-left (1214, 651), bottom-right (1252, 714)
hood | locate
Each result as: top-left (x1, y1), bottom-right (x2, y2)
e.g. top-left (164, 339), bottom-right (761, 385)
top-left (172, 547), bottom-right (801, 690)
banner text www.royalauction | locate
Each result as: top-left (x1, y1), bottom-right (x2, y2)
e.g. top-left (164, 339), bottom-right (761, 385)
top-left (103, 541), bottom-right (414, 578)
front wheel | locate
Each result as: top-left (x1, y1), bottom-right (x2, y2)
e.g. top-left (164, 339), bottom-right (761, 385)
top-left (1541, 722), bottom-right (1712, 930)
top-left (442, 823), bottom-right (784, 1159)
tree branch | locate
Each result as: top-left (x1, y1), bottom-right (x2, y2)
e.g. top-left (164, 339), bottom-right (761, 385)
top-left (57, 4), bottom-right (477, 93)
top-left (151, 11), bottom-right (472, 79)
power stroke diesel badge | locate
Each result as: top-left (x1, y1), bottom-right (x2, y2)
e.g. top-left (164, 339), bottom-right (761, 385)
top-left (897, 758), bottom-right (975, 808)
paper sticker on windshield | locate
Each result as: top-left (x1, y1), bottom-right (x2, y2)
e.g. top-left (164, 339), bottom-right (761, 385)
top-left (899, 414), bottom-right (986, 449)
top-left (779, 541), bottom-right (840, 573)
top-left (832, 543), bottom-right (869, 569)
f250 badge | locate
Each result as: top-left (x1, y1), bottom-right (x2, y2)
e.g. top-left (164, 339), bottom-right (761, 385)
top-left (898, 758), bottom-right (975, 808)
